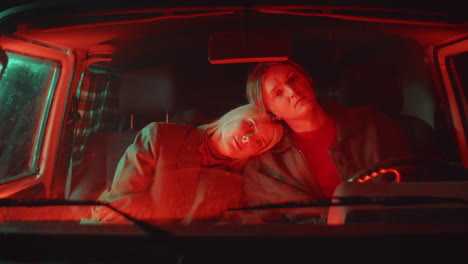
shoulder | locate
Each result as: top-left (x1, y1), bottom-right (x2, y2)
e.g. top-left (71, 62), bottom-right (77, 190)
top-left (346, 106), bottom-right (391, 123)
top-left (323, 99), bottom-right (380, 121)
top-left (245, 147), bottom-right (280, 169)
top-left (323, 99), bottom-right (394, 124)
top-left (321, 99), bottom-right (401, 138)
top-left (345, 107), bottom-right (400, 131)
top-left (342, 107), bottom-right (399, 132)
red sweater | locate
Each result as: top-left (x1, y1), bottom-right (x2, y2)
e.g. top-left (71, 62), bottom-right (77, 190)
top-left (291, 118), bottom-right (341, 198)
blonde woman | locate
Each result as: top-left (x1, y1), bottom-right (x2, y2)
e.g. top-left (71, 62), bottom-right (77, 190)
top-left (91, 104), bottom-right (283, 224)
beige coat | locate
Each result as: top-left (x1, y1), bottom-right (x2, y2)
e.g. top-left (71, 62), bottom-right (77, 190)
top-left (92, 122), bottom-right (244, 224)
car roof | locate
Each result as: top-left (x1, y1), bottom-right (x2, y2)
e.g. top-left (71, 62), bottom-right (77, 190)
top-left (1, 0), bottom-right (466, 72)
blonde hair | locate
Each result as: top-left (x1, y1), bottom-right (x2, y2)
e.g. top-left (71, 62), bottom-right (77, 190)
top-left (205, 104), bottom-right (283, 156)
top-left (246, 60), bottom-right (314, 114)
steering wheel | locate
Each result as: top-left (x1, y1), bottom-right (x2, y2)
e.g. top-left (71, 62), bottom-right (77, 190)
top-left (347, 155), bottom-right (464, 183)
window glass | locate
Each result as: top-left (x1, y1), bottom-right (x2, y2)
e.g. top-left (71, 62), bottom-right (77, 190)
top-left (0, 51), bottom-right (59, 181)
top-left (448, 51), bottom-right (468, 135)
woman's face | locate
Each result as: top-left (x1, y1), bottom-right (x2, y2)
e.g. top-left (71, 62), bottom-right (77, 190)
top-left (261, 64), bottom-right (317, 121)
top-left (214, 117), bottom-right (279, 159)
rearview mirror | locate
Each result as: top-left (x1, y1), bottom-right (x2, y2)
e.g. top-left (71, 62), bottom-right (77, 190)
top-left (208, 28), bottom-right (291, 64)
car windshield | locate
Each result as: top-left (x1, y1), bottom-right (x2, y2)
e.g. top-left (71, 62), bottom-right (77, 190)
top-left (0, 0), bottom-right (467, 233)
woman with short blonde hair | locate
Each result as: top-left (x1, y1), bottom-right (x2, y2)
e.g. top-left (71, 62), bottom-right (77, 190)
top-left (91, 104), bottom-right (283, 224)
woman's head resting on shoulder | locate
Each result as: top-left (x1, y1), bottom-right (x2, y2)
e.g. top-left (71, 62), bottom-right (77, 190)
top-left (206, 104), bottom-right (284, 160)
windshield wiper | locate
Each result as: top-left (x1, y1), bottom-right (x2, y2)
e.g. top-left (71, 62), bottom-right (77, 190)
top-left (229, 196), bottom-right (468, 211)
top-left (0, 199), bottom-right (170, 238)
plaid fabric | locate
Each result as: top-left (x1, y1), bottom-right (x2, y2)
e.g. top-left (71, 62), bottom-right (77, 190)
top-left (71, 69), bottom-right (122, 176)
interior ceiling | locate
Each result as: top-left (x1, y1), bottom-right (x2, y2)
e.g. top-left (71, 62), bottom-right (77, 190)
top-left (12, 6), bottom-right (468, 70)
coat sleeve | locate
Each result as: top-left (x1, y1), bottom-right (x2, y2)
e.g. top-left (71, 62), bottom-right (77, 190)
top-left (330, 108), bottom-right (414, 180)
top-left (243, 156), bottom-right (284, 207)
top-left (243, 158), bottom-right (266, 207)
top-left (90, 123), bottom-right (161, 223)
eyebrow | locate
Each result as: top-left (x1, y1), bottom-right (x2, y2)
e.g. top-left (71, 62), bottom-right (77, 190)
top-left (250, 118), bottom-right (258, 129)
top-left (268, 87), bottom-right (278, 96)
top-left (265, 80), bottom-right (278, 95)
top-left (267, 70), bottom-right (295, 95)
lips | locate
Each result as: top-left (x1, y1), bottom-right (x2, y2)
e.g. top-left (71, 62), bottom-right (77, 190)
top-left (294, 97), bottom-right (305, 108)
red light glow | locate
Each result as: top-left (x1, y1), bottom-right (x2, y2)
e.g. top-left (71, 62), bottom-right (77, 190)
top-left (357, 168), bottom-right (401, 183)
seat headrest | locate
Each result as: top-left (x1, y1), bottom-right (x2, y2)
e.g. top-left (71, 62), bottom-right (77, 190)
top-left (338, 62), bottom-right (403, 117)
top-left (119, 67), bottom-right (174, 115)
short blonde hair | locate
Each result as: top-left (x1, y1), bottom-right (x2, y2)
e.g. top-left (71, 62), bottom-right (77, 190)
top-left (246, 60), bottom-right (314, 114)
top-left (205, 104), bottom-right (283, 156)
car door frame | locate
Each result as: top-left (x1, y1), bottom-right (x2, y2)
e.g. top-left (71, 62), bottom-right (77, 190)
top-left (0, 35), bottom-right (78, 198)
top-left (434, 34), bottom-right (468, 168)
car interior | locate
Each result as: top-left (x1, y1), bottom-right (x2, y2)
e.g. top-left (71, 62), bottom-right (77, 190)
top-left (35, 7), bottom-right (463, 202)
top-left (0, 2), bottom-right (468, 263)
top-left (0, 3), bottom-right (467, 221)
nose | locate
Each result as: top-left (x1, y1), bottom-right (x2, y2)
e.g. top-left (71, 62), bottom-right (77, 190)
top-left (285, 85), bottom-right (298, 99)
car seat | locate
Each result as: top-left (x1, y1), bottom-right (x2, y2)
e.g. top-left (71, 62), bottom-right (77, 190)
top-left (68, 67), bottom-right (175, 201)
top-left (337, 61), bottom-right (439, 156)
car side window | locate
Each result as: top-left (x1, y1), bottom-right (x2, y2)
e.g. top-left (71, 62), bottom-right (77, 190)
top-left (448, 51), bottom-right (468, 137)
top-left (0, 51), bottom-right (59, 181)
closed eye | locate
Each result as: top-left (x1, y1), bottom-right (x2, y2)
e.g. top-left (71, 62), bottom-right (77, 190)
top-left (287, 74), bottom-right (296, 83)
top-left (287, 70), bottom-right (297, 83)
top-left (246, 120), bottom-right (254, 129)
